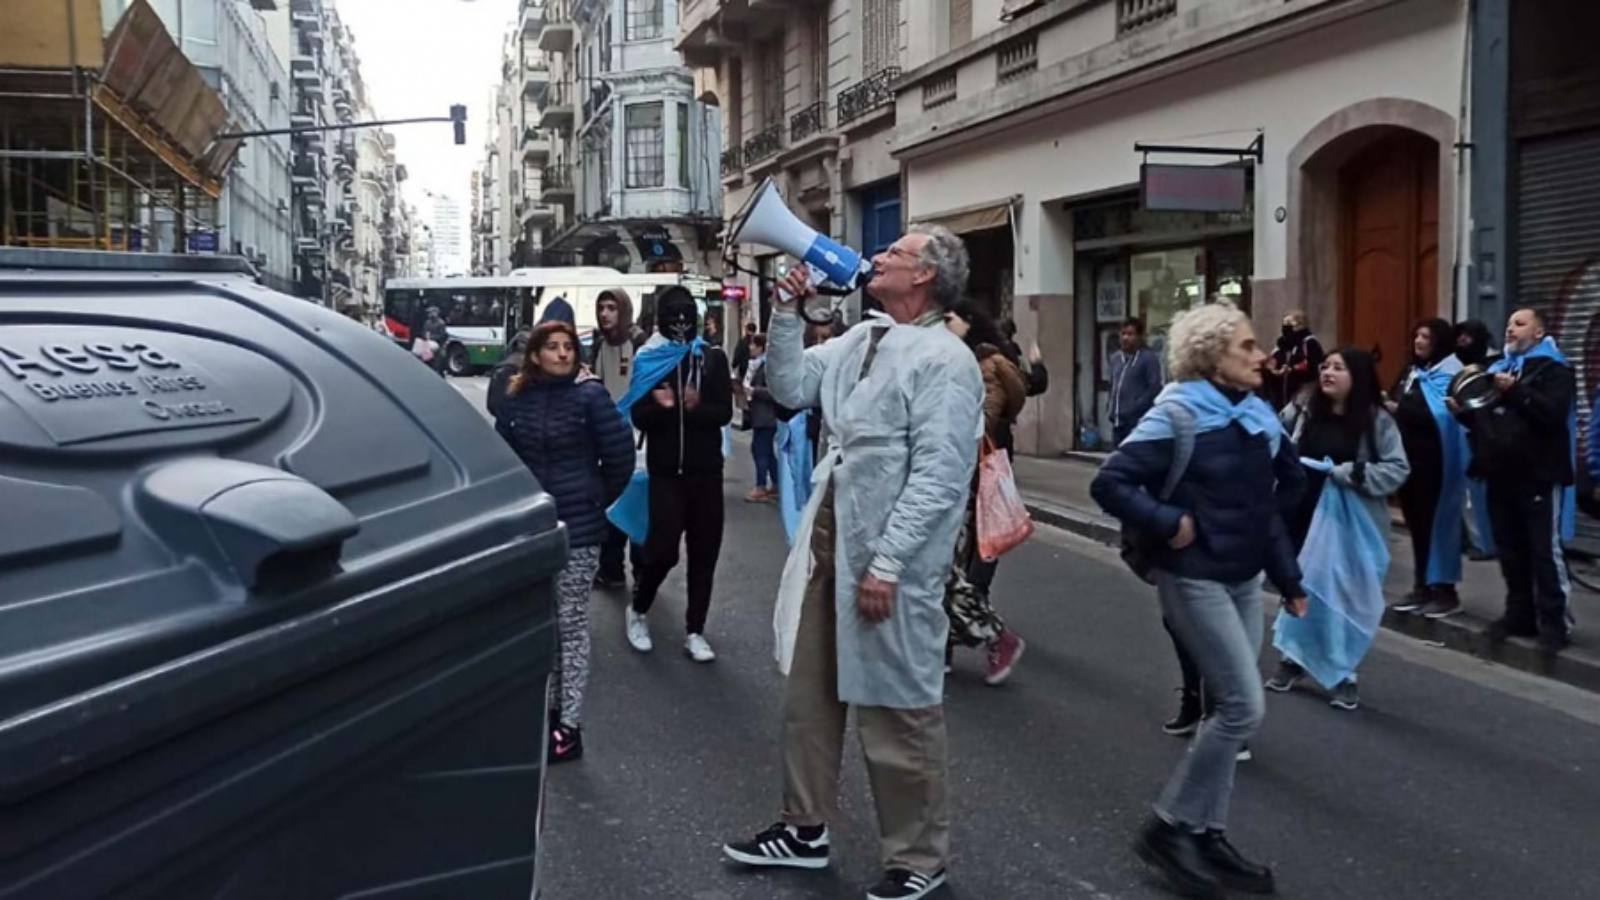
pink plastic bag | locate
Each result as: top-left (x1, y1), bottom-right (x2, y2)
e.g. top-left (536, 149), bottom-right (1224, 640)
top-left (976, 439), bottom-right (1034, 562)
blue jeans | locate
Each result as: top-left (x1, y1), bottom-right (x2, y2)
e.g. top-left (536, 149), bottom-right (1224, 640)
top-left (752, 426), bottom-right (778, 489)
top-left (1153, 572), bottom-right (1266, 832)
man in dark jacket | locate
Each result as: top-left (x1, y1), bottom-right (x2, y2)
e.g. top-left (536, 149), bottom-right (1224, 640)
top-left (627, 287), bottom-right (733, 663)
top-left (587, 288), bottom-right (648, 586)
top-left (1452, 307), bottom-right (1576, 654)
top-left (1109, 317), bottom-right (1162, 445)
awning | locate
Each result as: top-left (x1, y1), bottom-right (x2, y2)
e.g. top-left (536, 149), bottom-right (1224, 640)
top-left (913, 196), bottom-right (1019, 235)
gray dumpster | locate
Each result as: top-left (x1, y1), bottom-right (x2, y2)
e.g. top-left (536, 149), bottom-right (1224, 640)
top-left (0, 249), bottom-right (566, 899)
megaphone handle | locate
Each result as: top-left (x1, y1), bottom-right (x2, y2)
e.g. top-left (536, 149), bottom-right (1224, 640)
top-left (773, 263), bottom-right (831, 304)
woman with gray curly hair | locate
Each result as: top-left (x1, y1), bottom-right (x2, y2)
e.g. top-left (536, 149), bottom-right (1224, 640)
top-left (1091, 301), bottom-right (1308, 900)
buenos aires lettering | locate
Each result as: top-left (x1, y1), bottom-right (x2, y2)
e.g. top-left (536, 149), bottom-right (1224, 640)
top-left (26, 380), bottom-right (138, 402)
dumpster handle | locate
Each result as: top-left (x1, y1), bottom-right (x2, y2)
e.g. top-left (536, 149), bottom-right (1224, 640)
top-left (137, 459), bottom-right (360, 591)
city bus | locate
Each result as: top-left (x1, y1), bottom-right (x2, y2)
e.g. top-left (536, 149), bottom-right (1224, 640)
top-left (382, 269), bottom-right (725, 376)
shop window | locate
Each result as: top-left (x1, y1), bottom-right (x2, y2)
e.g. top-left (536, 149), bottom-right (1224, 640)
top-left (1129, 247), bottom-right (1204, 355)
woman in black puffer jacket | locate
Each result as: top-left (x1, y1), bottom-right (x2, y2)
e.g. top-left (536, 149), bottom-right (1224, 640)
top-left (494, 320), bottom-right (635, 764)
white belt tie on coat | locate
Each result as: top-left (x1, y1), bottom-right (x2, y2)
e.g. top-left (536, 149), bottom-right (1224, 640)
top-left (773, 444), bottom-right (839, 675)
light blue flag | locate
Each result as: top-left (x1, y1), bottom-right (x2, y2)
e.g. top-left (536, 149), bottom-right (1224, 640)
top-left (1273, 458), bottom-right (1390, 689)
top-left (606, 337), bottom-right (706, 542)
top-left (1125, 380), bottom-right (1283, 456)
top-left (1413, 363), bottom-right (1467, 584)
top-left (775, 411), bottom-right (813, 546)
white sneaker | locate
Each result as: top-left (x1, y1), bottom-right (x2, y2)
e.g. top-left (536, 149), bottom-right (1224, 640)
top-left (626, 608), bottom-right (653, 653)
top-left (685, 633), bottom-right (716, 663)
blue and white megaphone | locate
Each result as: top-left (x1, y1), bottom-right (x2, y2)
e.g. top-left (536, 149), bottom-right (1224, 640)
top-left (725, 177), bottom-right (872, 325)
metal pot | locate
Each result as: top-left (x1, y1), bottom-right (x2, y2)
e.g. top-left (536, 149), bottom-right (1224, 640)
top-left (1449, 364), bottom-right (1501, 411)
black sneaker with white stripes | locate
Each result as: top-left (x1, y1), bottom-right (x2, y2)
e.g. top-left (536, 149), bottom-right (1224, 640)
top-left (722, 822), bottom-right (830, 870)
top-left (866, 867), bottom-right (948, 900)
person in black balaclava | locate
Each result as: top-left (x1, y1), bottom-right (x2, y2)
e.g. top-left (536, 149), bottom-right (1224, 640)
top-left (1454, 319), bottom-right (1499, 368)
top-left (626, 287), bottom-right (734, 664)
top-left (1267, 310), bottom-right (1325, 409)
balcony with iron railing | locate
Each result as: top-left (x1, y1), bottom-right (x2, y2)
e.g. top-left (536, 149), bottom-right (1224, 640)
top-left (837, 67), bottom-right (900, 127)
top-left (743, 123), bottom-right (782, 166)
top-left (790, 100), bottom-right (827, 143)
top-left (521, 127), bottom-right (552, 163)
top-left (520, 0), bottom-right (545, 37)
top-left (582, 82), bottom-right (612, 125)
top-left (540, 82), bottom-right (574, 131)
top-left (540, 164), bottom-right (575, 201)
top-left (720, 144), bottom-right (743, 178)
top-left (522, 62), bottom-right (550, 99)
top-left (1116, 0), bottom-right (1177, 34)
top-left (539, 0), bottom-right (575, 53)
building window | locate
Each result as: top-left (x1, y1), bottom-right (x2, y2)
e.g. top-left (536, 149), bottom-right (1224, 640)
top-left (863, 0), bottom-right (901, 76)
top-left (625, 103), bottom-right (665, 188)
top-left (760, 37), bottom-right (784, 127)
top-left (625, 0), bottom-right (663, 41)
top-left (678, 103), bottom-right (691, 188)
top-left (810, 5), bottom-right (830, 103)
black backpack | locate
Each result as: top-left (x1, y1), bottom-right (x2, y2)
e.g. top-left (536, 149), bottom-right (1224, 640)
top-left (1118, 404), bottom-right (1197, 585)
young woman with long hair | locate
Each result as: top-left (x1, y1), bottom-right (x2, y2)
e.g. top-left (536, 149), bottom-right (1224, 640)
top-left (1269, 348), bottom-right (1411, 710)
top-left (493, 321), bottom-right (636, 763)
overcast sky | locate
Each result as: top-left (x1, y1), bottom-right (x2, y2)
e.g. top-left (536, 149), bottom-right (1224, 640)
top-left (334, 0), bottom-right (512, 211)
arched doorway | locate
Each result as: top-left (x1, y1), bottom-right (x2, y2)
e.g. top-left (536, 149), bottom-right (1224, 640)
top-left (1339, 131), bottom-right (1441, 387)
top-left (1282, 100), bottom-right (1457, 389)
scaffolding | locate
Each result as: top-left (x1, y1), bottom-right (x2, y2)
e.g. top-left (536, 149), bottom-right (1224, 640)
top-left (0, 1), bottom-right (235, 254)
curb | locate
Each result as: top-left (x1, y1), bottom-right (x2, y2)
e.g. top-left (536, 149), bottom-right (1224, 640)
top-left (1024, 496), bottom-right (1600, 696)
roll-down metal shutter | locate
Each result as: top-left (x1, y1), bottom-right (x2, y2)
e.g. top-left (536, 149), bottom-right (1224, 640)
top-left (1518, 131), bottom-right (1600, 416)
top-left (1516, 127), bottom-right (1600, 542)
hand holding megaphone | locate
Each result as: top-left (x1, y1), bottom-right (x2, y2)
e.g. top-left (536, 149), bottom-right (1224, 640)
top-left (725, 177), bottom-right (870, 326)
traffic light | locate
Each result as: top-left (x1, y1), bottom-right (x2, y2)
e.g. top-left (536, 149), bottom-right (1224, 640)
top-left (450, 105), bottom-right (467, 145)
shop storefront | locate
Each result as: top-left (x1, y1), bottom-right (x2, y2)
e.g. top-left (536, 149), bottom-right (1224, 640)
top-left (1071, 192), bottom-right (1254, 449)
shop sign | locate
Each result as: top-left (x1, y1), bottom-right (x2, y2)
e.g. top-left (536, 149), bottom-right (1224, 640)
top-left (1140, 164), bottom-right (1248, 213)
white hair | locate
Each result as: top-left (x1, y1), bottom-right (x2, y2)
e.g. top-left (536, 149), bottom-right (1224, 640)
top-left (1166, 301), bottom-right (1251, 382)
top-left (907, 223), bottom-right (970, 309)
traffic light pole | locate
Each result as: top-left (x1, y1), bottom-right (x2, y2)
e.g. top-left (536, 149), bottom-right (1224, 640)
top-left (216, 113), bottom-right (461, 142)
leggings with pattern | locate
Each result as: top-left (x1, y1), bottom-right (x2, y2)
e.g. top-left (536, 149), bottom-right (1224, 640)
top-left (551, 545), bottom-right (601, 729)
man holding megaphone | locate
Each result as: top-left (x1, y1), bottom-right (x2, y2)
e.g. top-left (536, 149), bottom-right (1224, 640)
top-left (722, 223), bottom-right (984, 900)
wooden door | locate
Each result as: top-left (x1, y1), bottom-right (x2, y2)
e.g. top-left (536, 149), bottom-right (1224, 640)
top-left (1341, 134), bottom-right (1441, 388)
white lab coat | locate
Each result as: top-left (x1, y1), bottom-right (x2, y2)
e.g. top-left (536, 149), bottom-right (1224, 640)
top-left (767, 309), bottom-right (984, 709)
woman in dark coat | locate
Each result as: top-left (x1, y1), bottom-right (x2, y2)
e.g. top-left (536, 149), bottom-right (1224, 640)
top-left (494, 320), bottom-right (635, 764)
top-left (1387, 318), bottom-right (1467, 618)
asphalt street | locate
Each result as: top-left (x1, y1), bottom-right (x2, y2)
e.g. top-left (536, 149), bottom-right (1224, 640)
top-left (453, 376), bottom-right (1600, 900)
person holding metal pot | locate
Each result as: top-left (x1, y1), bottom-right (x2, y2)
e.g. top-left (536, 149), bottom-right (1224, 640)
top-left (1449, 308), bottom-right (1577, 656)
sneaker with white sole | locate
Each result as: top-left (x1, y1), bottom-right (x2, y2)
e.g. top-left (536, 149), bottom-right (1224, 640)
top-left (866, 867), bottom-right (948, 900)
top-left (686, 633), bottom-right (716, 663)
top-left (625, 608), bottom-right (653, 653)
top-left (723, 822), bottom-right (830, 869)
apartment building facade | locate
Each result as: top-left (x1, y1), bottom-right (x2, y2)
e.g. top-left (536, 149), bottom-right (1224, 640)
top-left (540, 0), bottom-right (723, 275)
top-left (679, 0), bottom-right (910, 329)
top-left (889, 0), bottom-right (1469, 455)
top-left (100, 0), bottom-right (295, 291)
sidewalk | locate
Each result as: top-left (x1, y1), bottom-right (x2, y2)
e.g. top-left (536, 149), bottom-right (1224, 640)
top-left (1014, 454), bottom-right (1600, 694)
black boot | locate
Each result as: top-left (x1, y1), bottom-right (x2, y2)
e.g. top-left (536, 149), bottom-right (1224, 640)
top-left (1163, 689), bottom-right (1203, 736)
top-left (1134, 817), bottom-right (1224, 900)
top-left (1200, 831), bottom-right (1275, 894)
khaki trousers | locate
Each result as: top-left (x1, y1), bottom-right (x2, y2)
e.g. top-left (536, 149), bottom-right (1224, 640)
top-left (780, 486), bottom-right (951, 874)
